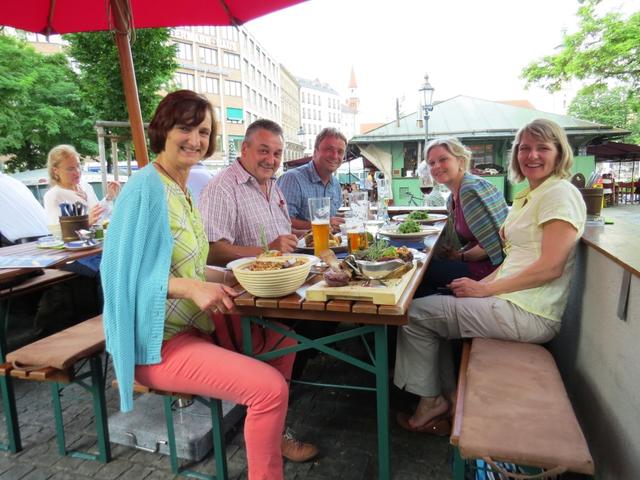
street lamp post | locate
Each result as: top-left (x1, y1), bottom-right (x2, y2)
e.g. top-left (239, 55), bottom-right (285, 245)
top-left (419, 73), bottom-right (435, 151)
top-left (297, 126), bottom-right (305, 157)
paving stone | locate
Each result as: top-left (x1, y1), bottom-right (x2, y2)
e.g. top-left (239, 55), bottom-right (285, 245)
top-left (0, 463), bottom-right (35, 480)
top-left (92, 460), bottom-right (132, 480)
top-left (20, 466), bottom-right (55, 480)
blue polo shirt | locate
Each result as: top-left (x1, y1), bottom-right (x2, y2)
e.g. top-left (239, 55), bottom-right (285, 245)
top-left (277, 161), bottom-right (342, 221)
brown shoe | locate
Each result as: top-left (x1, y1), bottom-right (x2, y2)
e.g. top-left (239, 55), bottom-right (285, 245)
top-left (281, 428), bottom-right (319, 462)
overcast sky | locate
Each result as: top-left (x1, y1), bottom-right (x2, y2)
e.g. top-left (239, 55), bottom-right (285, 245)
top-left (247, 0), bottom-right (638, 123)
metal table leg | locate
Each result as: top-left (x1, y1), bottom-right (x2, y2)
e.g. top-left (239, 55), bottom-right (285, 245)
top-left (374, 325), bottom-right (390, 480)
top-left (0, 299), bottom-right (22, 452)
top-left (240, 316), bottom-right (393, 479)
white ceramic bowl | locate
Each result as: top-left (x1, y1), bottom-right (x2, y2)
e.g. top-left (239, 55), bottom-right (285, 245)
top-left (229, 254), bottom-right (317, 298)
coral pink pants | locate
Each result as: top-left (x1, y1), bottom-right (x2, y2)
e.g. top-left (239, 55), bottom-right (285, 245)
top-left (135, 318), bottom-right (296, 480)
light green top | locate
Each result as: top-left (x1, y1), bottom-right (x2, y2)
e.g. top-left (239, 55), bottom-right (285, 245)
top-left (158, 173), bottom-right (213, 339)
top-left (497, 176), bottom-right (586, 322)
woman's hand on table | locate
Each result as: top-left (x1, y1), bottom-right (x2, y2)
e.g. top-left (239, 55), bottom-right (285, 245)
top-left (449, 277), bottom-right (492, 298)
top-left (191, 281), bottom-right (239, 315)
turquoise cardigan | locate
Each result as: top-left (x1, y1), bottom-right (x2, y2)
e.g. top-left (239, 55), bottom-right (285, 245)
top-left (101, 164), bottom-right (173, 412)
top-left (446, 173), bottom-right (508, 266)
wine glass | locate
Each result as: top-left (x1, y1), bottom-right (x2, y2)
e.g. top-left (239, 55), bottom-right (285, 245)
top-left (420, 172), bottom-right (434, 206)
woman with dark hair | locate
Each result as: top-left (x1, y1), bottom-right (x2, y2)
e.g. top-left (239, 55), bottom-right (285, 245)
top-left (102, 90), bottom-right (315, 479)
top-left (394, 119), bottom-right (586, 434)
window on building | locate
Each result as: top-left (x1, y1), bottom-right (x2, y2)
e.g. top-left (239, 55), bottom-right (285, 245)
top-left (175, 42), bottom-right (193, 61)
top-left (175, 72), bottom-right (194, 91)
top-left (199, 46), bottom-right (217, 65)
top-left (196, 26), bottom-right (215, 36)
top-left (214, 107), bottom-right (222, 121)
top-left (200, 76), bottom-right (219, 94)
top-left (468, 144), bottom-right (496, 168)
top-left (224, 80), bottom-right (242, 96)
top-left (403, 142), bottom-right (419, 176)
top-left (223, 52), bottom-right (241, 69)
top-left (226, 107), bottom-right (244, 124)
top-left (244, 85), bottom-right (250, 101)
top-left (219, 27), bottom-right (239, 42)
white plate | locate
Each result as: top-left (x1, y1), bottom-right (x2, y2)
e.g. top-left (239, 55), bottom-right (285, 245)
top-left (379, 226), bottom-right (440, 240)
top-left (64, 240), bottom-right (101, 250)
top-left (226, 253), bottom-right (319, 270)
top-left (392, 213), bottom-right (448, 224)
top-left (296, 237), bottom-right (347, 254)
top-left (408, 248), bottom-right (427, 262)
top-left (37, 238), bottom-right (64, 248)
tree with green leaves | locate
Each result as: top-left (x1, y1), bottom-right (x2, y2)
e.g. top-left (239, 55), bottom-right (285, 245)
top-left (521, 0), bottom-right (640, 141)
top-left (64, 28), bottom-right (178, 127)
top-left (568, 85), bottom-right (640, 142)
top-left (0, 34), bottom-right (96, 172)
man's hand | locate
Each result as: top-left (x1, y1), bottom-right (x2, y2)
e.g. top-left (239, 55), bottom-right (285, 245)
top-left (268, 234), bottom-right (298, 253)
top-left (330, 216), bottom-right (345, 232)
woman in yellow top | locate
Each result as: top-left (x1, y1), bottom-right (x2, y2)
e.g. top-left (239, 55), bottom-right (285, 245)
top-left (394, 118), bottom-right (587, 434)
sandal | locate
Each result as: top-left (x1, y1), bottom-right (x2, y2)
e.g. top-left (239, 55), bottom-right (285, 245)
top-left (396, 411), bottom-right (451, 436)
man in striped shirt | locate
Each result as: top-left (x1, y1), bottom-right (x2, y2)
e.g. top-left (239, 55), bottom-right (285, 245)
top-left (198, 119), bottom-right (298, 267)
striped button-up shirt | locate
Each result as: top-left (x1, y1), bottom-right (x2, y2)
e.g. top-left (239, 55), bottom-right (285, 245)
top-left (276, 160), bottom-right (342, 221)
top-left (198, 159), bottom-right (291, 247)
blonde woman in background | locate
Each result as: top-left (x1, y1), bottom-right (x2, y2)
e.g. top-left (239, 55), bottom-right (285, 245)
top-left (43, 145), bottom-right (119, 228)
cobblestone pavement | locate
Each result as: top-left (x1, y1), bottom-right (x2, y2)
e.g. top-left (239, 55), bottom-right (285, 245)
top-left (0, 338), bottom-right (451, 480)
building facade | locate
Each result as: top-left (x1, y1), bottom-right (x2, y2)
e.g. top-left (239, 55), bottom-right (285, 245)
top-left (170, 26), bottom-right (284, 168)
top-left (280, 65), bottom-right (304, 162)
top-left (298, 78), bottom-right (342, 155)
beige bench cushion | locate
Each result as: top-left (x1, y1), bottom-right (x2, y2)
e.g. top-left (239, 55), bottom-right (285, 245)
top-left (7, 315), bottom-right (104, 371)
top-left (459, 338), bottom-right (594, 475)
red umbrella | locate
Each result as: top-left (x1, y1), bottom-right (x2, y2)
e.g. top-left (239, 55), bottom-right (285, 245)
top-left (1, 0), bottom-right (305, 166)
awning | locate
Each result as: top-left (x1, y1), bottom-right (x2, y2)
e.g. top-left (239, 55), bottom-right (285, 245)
top-left (587, 142), bottom-right (640, 162)
top-left (226, 107), bottom-right (244, 122)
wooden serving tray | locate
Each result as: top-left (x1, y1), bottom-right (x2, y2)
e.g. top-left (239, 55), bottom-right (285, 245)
top-left (305, 264), bottom-right (417, 305)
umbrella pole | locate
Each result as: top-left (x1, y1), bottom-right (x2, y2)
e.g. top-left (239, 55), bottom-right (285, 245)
top-left (111, 0), bottom-right (150, 167)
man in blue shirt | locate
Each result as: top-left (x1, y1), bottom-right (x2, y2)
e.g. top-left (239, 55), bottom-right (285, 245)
top-left (277, 127), bottom-right (346, 232)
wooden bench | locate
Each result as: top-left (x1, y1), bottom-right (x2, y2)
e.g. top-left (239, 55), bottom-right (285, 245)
top-left (0, 315), bottom-right (111, 463)
top-left (112, 379), bottom-right (228, 480)
top-left (451, 338), bottom-right (595, 479)
top-left (0, 268), bottom-right (77, 453)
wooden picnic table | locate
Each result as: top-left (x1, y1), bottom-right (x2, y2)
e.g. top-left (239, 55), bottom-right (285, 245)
top-left (232, 227), bottom-right (443, 480)
top-left (0, 240), bottom-right (103, 452)
top-left (0, 241), bottom-right (102, 283)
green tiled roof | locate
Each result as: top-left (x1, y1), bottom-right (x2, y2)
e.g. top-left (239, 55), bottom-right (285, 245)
top-left (352, 95), bottom-right (627, 143)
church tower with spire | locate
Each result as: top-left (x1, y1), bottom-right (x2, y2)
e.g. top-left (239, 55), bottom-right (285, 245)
top-left (347, 66), bottom-right (359, 112)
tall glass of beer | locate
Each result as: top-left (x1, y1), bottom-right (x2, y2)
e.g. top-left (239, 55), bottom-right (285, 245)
top-left (308, 197), bottom-right (331, 258)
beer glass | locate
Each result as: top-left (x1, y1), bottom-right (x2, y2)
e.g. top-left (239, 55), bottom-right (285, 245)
top-left (347, 224), bottom-right (368, 254)
top-left (308, 197), bottom-right (331, 258)
top-left (349, 191), bottom-right (369, 223)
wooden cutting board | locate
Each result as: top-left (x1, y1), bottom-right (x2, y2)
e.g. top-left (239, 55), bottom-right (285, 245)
top-left (305, 264), bottom-right (417, 305)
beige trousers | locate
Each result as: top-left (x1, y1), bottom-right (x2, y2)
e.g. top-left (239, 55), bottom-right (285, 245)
top-left (393, 295), bottom-right (559, 398)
